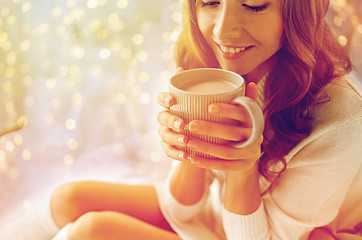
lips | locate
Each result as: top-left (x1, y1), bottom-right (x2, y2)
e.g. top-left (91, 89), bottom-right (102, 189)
top-left (217, 44), bottom-right (253, 60)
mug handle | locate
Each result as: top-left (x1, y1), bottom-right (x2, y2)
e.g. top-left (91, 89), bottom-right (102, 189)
top-left (230, 96), bottom-right (264, 148)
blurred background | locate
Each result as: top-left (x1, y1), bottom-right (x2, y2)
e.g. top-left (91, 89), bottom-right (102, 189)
top-left (0, 0), bottom-right (361, 226)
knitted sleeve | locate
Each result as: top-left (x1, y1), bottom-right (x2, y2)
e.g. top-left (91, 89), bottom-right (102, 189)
top-left (220, 117), bottom-right (362, 240)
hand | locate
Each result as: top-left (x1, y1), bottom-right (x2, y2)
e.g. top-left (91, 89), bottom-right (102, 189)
top-left (157, 68), bottom-right (189, 161)
top-left (186, 82), bottom-right (263, 173)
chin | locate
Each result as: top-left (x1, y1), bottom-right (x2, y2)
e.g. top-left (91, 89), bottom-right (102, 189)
top-left (220, 64), bottom-right (252, 76)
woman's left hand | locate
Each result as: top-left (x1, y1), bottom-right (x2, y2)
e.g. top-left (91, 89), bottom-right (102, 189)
top-left (187, 82), bottom-right (263, 173)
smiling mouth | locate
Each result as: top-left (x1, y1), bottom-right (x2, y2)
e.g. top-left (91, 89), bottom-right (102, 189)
top-left (218, 45), bottom-right (253, 54)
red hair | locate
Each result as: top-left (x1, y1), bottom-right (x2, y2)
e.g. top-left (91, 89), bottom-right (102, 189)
top-left (175, 0), bottom-right (352, 180)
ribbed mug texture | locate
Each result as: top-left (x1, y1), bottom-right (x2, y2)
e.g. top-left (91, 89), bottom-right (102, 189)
top-left (169, 68), bottom-right (245, 158)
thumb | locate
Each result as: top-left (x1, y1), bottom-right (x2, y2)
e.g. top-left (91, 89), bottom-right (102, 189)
top-left (245, 82), bottom-right (258, 101)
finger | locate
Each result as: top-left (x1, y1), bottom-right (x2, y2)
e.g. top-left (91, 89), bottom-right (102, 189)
top-left (208, 103), bottom-right (252, 127)
top-left (158, 126), bottom-right (188, 147)
top-left (157, 92), bottom-right (175, 108)
top-left (157, 110), bottom-right (186, 132)
top-left (245, 82), bottom-right (258, 101)
top-left (187, 138), bottom-right (261, 160)
top-left (161, 141), bottom-right (187, 161)
top-left (189, 120), bottom-right (251, 142)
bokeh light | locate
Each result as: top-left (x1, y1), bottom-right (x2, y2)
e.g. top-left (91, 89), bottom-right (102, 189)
top-left (0, 0), bottom-right (360, 227)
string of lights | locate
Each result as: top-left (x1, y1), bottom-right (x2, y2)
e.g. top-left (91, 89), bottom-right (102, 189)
top-left (0, 0), bottom-right (361, 226)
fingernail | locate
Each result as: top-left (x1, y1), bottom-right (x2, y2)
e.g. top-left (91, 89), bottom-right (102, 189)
top-left (189, 122), bottom-right (200, 133)
top-left (174, 120), bottom-right (182, 130)
top-left (209, 104), bottom-right (220, 113)
top-left (177, 136), bottom-right (186, 145)
top-left (165, 97), bottom-right (171, 106)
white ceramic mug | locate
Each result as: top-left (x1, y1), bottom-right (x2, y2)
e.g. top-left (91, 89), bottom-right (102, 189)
top-left (169, 68), bottom-right (264, 158)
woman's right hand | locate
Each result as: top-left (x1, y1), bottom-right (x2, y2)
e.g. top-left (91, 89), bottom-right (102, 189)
top-left (157, 91), bottom-right (189, 161)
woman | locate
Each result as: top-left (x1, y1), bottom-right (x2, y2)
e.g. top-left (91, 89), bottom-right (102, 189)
top-left (3, 0), bottom-right (361, 239)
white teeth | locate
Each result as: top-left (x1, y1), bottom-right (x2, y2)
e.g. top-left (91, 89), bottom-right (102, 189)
top-left (220, 46), bottom-right (247, 54)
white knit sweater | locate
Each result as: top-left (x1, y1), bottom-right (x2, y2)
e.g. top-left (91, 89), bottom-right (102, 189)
top-left (156, 76), bottom-right (362, 240)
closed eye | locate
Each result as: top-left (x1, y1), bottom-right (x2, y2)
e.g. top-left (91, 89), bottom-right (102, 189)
top-left (242, 3), bottom-right (268, 13)
top-left (201, 1), bottom-right (220, 8)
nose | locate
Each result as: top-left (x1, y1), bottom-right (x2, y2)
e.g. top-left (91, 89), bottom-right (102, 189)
top-left (213, 4), bottom-right (242, 40)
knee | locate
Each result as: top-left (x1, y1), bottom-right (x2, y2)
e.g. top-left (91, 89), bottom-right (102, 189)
top-left (51, 182), bottom-right (85, 228)
top-left (68, 211), bottom-right (110, 240)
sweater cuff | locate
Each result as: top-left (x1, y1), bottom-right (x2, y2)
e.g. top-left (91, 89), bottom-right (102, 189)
top-left (222, 201), bottom-right (270, 240)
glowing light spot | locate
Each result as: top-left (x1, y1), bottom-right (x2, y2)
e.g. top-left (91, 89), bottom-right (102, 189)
top-left (7, 15), bottom-right (16, 25)
top-left (132, 34), bottom-right (144, 45)
top-left (138, 72), bottom-right (149, 83)
top-left (338, 35), bottom-right (348, 47)
top-left (51, 98), bottom-right (62, 109)
top-left (17, 116), bottom-right (28, 128)
top-left (3, 81), bottom-right (12, 92)
top-left (21, 40), bottom-right (31, 51)
top-left (65, 118), bottom-right (76, 130)
top-left (22, 149), bottom-right (32, 161)
top-left (38, 23), bottom-right (49, 34)
top-left (5, 141), bottom-right (15, 152)
top-left (67, 0), bottom-right (77, 8)
top-left (72, 92), bottom-right (83, 105)
top-left (46, 78), bottom-right (57, 89)
top-left (13, 134), bottom-right (23, 146)
top-left (73, 47), bottom-right (85, 59)
top-left (136, 51), bottom-right (148, 62)
top-left (99, 48), bottom-right (111, 59)
top-left (67, 139), bottom-right (78, 150)
top-left (170, 30), bottom-right (180, 42)
top-left (358, 25), bottom-right (362, 34)
top-left (5, 67), bottom-right (14, 77)
top-left (110, 41), bottom-right (123, 51)
top-left (115, 93), bottom-right (126, 104)
top-left (22, 2), bottom-right (32, 13)
top-left (59, 65), bottom-right (69, 76)
top-left (117, 0), bottom-right (128, 9)
top-left (0, 32), bottom-right (8, 42)
top-left (97, 29), bottom-right (108, 39)
top-left (69, 65), bottom-right (80, 76)
top-left (140, 93), bottom-right (151, 104)
top-left (64, 154), bottom-right (74, 165)
top-left (172, 12), bottom-right (181, 22)
top-left (6, 51), bottom-right (16, 66)
top-left (87, 0), bottom-right (98, 9)
top-left (1, 8), bottom-right (10, 17)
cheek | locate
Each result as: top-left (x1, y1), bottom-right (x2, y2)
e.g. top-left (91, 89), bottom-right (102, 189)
top-left (196, 11), bottom-right (215, 37)
top-left (260, 18), bottom-right (284, 50)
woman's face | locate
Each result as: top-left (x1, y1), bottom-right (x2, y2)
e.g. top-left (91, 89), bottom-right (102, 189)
top-left (196, 0), bottom-right (284, 82)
